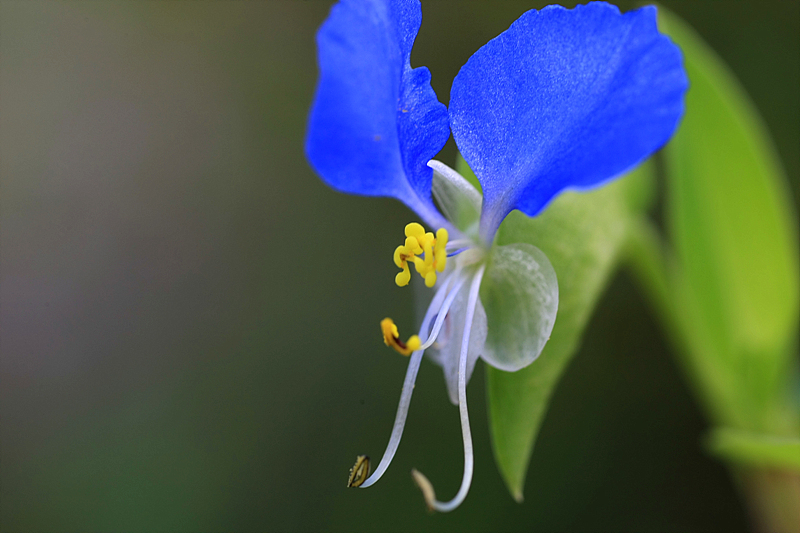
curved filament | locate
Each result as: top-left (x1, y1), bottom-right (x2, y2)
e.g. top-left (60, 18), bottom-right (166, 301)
top-left (412, 264), bottom-right (485, 511)
top-left (359, 270), bottom-right (465, 488)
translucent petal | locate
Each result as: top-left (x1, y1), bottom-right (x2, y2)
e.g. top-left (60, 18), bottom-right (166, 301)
top-left (305, 0), bottom-right (449, 225)
top-left (449, 3), bottom-right (688, 240)
top-left (480, 243), bottom-right (558, 371)
top-left (427, 271), bottom-right (487, 405)
top-left (429, 160), bottom-right (482, 237)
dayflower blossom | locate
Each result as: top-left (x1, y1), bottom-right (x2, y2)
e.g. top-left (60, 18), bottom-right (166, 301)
top-left (306, 0), bottom-right (687, 511)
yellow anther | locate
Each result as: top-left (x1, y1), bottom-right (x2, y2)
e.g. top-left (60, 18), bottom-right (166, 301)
top-left (394, 245), bottom-right (409, 268)
top-left (411, 255), bottom-right (426, 272)
top-left (393, 222), bottom-right (449, 287)
top-left (404, 236), bottom-right (422, 255)
top-left (395, 266), bottom-right (411, 287)
top-left (424, 271), bottom-right (437, 288)
top-left (381, 318), bottom-right (421, 356)
top-left (405, 223), bottom-right (425, 239)
top-left (407, 336), bottom-right (421, 351)
top-left (394, 244), bottom-right (415, 287)
top-left (434, 228), bottom-right (448, 273)
top-left (423, 238), bottom-right (434, 269)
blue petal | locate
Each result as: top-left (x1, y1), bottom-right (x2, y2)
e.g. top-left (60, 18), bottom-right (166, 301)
top-left (305, 0), bottom-right (450, 226)
top-left (449, 2), bottom-right (688, 240)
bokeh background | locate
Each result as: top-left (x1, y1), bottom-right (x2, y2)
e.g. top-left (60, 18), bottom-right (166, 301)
top-left (1, 1), bottom-right (797, 531)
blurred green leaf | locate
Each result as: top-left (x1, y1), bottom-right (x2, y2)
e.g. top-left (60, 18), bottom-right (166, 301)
top-left (659, 12), bottom-right (800, 433)
top-left (476, 157), bottom-right (654, 501)
top-left (706, 428), bottom-right (800, 472)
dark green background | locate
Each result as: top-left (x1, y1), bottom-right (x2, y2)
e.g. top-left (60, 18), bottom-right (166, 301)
top-left (1, 1), bottom-right (797, 531)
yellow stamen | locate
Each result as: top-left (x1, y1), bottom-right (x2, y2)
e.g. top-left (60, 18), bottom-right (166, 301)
top-left (422, 237), bottom-right (434, 270)
top-left (394, 245), bottom-right (414, 287)
top-left (434, 228), bottom-right (448, 273)
top-left (424, 271), bottom-right (437, 288)
top-left (411, 255), bottom-right (427, 273)
top-left (405, 236), bottom-right (422, 255)
top-left (381, 318), bottom-right (421, 356)
top-left (393, 222), bottom-right (448, 287)
top-left (395, 267), bottom-right (411, 287)
top-left (393, 245), bottom-right (408, 268)
top-left (405, 222), bottom-right (425, 240)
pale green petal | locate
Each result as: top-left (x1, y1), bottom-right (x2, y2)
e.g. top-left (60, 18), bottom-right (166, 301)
top-left (480, 243), bottom-right (558, 372)
top-left (429, 160), bottom-right (482, 237)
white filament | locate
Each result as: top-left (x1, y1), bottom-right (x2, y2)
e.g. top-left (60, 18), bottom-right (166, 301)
top-left (412, 264), bottom-right (485, 512)
top-left (418, 276), bottom-right (467, 351)
top-left (445, 239), bottom-right (473, 252)
top-left (359, 270), bottom-right (466, 488)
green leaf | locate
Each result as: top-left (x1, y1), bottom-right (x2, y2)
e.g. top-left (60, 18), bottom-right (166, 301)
top-left (659, 12), bottom-right (800, 432)
top-left (483, 158), bottom-right (653, 501)
top-left (706, 428), bottom-right (800, 472)
top-left (481, 243), bottom-right (559, 372)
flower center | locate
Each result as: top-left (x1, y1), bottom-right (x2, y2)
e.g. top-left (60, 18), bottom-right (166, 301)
top-left (383, 221), bottom-right (485, 359)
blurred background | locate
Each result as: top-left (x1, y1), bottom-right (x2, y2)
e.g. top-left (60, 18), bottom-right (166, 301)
top-left (1, 1), bottom-right (797, 531)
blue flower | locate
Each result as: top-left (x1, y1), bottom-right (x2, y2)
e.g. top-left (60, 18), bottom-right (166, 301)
top-left (306, 0), bottom-right (687, 511)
